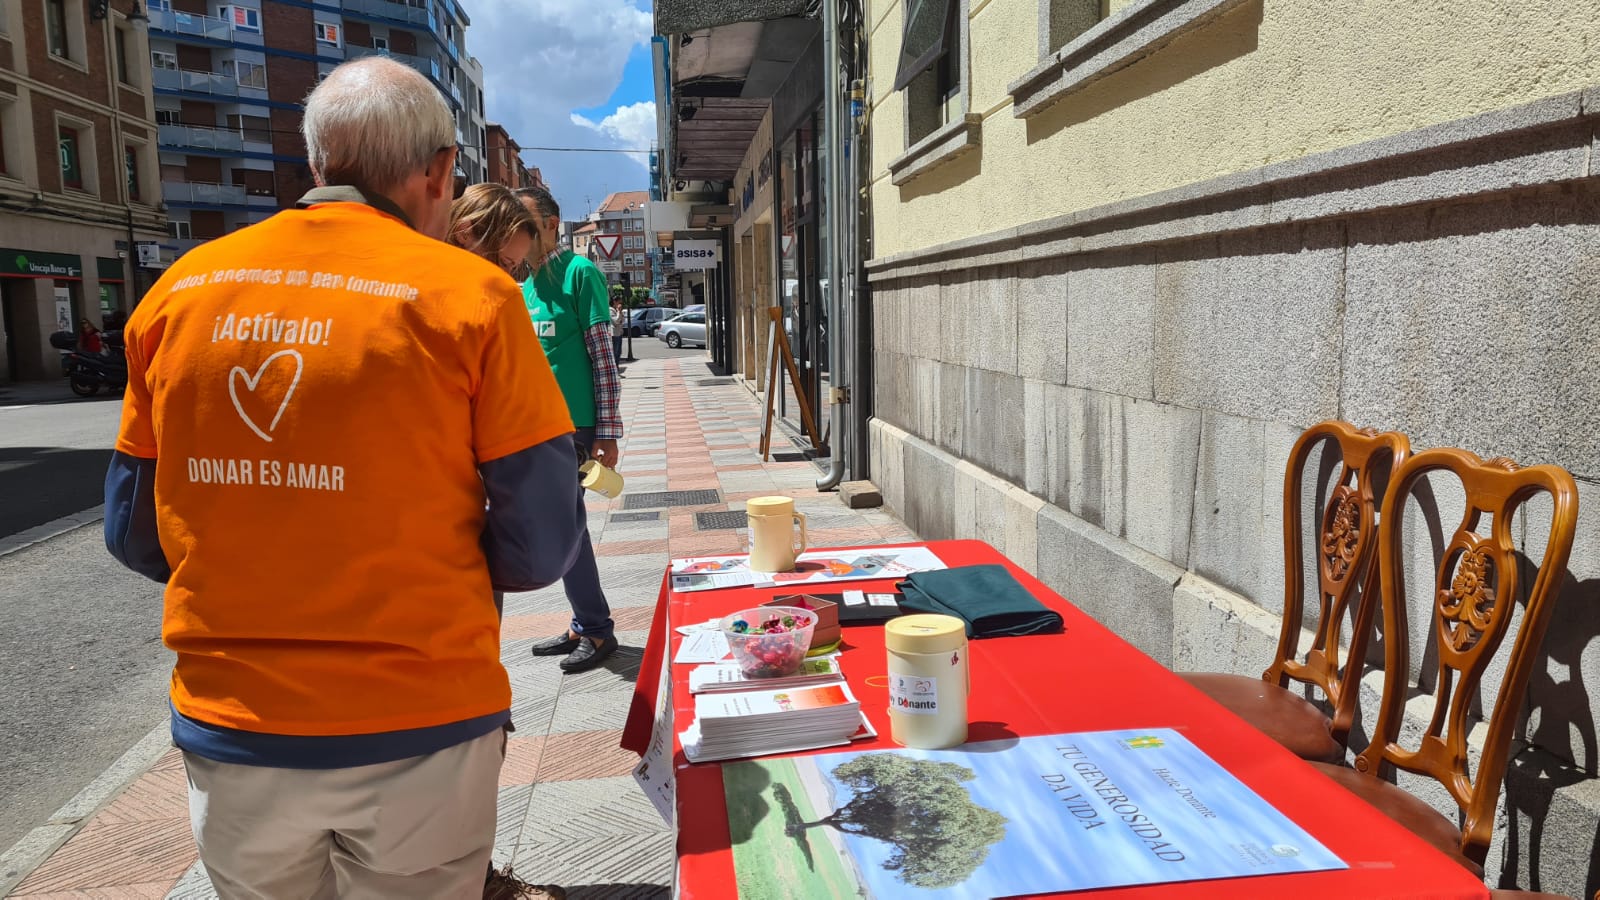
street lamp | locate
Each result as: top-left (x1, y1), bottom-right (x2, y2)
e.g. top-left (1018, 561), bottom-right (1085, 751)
top-left (91, 1), bottom-right (150, 30)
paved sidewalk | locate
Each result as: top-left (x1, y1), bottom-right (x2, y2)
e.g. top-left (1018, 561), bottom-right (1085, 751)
top-left (6, 356), bottom-right (914, 899)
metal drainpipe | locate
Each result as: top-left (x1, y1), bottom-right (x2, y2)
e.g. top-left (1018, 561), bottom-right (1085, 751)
top-left (816, 0), bottom-right (847, 491)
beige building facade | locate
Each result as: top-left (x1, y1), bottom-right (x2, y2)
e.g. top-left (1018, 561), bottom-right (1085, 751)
top-left (865, 0), bottom-right (1600, 893)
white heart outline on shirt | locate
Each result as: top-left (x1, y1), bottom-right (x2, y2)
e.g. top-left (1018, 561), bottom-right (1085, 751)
top-left (228, 349), bottom-right (303, 443)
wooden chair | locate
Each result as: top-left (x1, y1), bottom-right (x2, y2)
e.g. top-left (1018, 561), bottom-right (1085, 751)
top-left (1311, 448), bottom-right (1579, 880)
top-left (1182, 421), bottom-right (1409, 763)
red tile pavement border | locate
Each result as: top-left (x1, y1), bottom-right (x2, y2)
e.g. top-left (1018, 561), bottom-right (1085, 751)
top-left (611, 605), bottom-right (661, 632)
top-left (615, 468), bottom-right (668, 479)
top-left (87, 751), bottom-right (189, 825)
top-left (595, 539), bottom-right (670, 557)
top-left (534, 730), bottom-right (637, 782)
top-left (805, 526), bottom-right (890, 547)
top-left (500, 735), bottom-right (545, 787)
top-left (11, 818), bottom-right (196, 894)
top-left (502, 611), bottom-right (573, 642)
top-left (12, 881), bottom-right (176, 899)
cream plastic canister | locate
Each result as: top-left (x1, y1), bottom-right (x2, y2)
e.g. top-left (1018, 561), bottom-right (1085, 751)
top-left (885, 614), bottom-right (969, 749)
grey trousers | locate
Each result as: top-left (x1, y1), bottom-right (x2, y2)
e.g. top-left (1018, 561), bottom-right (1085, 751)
top-left (183, 728), bottom-right (504, 899)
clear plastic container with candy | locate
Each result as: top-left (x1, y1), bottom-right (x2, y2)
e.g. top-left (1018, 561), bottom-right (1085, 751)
top-left (720, 606), bottom-right (817, 678)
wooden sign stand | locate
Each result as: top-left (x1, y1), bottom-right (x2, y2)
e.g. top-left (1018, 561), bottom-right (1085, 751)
top-left (759, 307), bottom-right (821, 460)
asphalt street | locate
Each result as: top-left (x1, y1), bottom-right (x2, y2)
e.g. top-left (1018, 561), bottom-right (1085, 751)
top-left (0, 385), bottom-right (124, 537)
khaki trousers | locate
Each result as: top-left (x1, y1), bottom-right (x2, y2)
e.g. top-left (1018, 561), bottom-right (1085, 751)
top-left (183, 729), bottom-right (503, 899)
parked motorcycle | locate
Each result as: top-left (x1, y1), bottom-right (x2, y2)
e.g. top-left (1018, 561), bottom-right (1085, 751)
top-left (51, 330), bottom-right (127, 397)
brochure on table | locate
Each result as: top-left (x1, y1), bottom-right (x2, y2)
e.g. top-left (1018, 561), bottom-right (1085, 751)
top-left (721, 728), bottom-right (1345, 899)
top-left (669, 546), bottom-right (947, 593)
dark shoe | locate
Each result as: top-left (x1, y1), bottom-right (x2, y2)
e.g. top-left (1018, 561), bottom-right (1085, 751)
top-left (560, 635), bottom-right (618, 673)
top-left (484, 863), bottom-right (566, 899)
top-left (529, 633), bottom-right (580, 657)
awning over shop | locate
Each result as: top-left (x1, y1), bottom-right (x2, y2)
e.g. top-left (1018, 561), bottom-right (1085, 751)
top-left (656, 0), bottom-right (810, 35)
top-left (97, 258), bottom-right (126, 283)
top-left (669, 17), bottom-right (820, 182)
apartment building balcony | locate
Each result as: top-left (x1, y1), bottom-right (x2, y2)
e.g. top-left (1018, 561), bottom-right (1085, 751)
top-left (162, 181), bottom-right (248, 207)
top-left (341, 0), bottom-right (438, 32)
top-left (159, 124), bottom-right (244, 153)
top-left (151, 68), bottom-right (271, 102)
top-left (149, 8), bottom-right (265, 46)
top-left (346, 45), bottom-right (442, 85)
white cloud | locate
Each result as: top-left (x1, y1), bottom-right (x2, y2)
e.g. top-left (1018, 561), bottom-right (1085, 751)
top-left (571, 101), bottom-right (657, 168)
top-left (467, 0), bottom-right (655, 218)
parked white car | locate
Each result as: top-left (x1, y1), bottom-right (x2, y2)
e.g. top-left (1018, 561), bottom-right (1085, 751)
top-left (658, 311), bottom-right (707, 349)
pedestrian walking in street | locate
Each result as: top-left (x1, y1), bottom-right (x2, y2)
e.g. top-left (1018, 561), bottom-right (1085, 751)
top-left (610, 297), bottom-right (627, 362)
top-left (103, 57), bottom-right (583, 899)
top-left (516, 185), bottom-right (622, 673)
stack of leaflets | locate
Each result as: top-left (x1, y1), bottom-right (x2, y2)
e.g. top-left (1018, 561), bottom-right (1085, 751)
top-left (682, 683), bottom-right (869, 763)
top-left (688, 657), bottom-right (845, 694)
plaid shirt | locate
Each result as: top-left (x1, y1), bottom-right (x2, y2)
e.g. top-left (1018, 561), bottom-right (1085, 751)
top-left (537, 249), bottom-right (622, 440)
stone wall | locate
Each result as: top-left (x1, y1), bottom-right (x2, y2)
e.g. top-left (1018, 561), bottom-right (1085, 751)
top-left (866, 92), bottom-right (1600, 897)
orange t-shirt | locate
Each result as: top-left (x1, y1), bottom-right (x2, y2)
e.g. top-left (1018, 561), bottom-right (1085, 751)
top-left (116, 201), bottom-right (573, 736)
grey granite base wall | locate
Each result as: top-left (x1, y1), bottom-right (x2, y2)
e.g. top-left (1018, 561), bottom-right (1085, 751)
top-left (864, 92), bottom-right (1600, 897)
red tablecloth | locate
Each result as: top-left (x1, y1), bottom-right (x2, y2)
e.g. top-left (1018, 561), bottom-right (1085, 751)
top-left (621, 539), bottom-right (1489, 900)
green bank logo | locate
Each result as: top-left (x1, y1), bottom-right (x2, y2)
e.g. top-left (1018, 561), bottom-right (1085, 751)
top-left (14, 254), bottom-right (28, 271)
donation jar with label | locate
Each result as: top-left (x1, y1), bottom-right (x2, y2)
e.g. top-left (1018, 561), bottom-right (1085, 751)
top-left (885, 614), bottom-right (969, 749)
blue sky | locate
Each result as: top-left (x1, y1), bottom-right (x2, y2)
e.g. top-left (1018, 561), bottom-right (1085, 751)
top-left (468, 0), bottom-right (656, 219)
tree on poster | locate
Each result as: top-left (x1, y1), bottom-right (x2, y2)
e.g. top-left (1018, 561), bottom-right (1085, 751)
top-left (791, 754), bottom-right (1007, 888)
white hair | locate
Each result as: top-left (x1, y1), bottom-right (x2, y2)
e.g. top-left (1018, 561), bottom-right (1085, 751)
top-left (301, 57), bottom-right (455, 193)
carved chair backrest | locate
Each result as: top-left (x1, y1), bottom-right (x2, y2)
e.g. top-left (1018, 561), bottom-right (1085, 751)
top-left (1268, 422), bottom-right (1410, 748)
top-left (1353, 449), bottom-right (1578, 865)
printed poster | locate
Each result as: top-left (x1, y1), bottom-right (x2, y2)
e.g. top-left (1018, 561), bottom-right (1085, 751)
top-left (670, 546), bottom-right (946, 593)
top-left (721, 728), bottom-right (1344, 899)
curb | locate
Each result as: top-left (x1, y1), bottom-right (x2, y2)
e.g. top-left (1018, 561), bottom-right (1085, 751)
top-left (0, 720), bottom-right (173, 897)
top-left (0, 506), bottom-right (105, 559)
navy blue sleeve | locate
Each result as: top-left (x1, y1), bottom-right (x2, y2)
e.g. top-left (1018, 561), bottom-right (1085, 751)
top-left (480, 434), bottom-right (584, 593)
top-left (104, 450), bottom-right (171, 583)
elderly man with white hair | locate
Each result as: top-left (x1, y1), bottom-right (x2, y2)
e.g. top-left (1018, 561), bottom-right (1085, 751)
top-left (103, 57), bottom-right (580, 897)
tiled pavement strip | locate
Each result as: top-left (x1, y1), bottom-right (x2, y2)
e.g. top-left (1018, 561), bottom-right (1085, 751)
top-left (7, 356), bottom-right (917, 899)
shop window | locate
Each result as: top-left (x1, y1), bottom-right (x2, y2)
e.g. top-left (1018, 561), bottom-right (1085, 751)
top-left (221, 6), bottom-right (261, 34)
top-left (100, 284), bottom-right (120, 317)
top-left (169, 219), bottom-right (192, 239)
top-left (314, 23), bottom-right (340, 46)
top-left (59, 127), bottom-right (83, 189)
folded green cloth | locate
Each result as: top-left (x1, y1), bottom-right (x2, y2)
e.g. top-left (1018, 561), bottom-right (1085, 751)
top-left (897, 565), bottom-right (1064, 638)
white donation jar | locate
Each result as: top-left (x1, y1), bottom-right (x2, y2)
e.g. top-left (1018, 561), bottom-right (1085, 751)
top-left (885, 614), bottom-right (969, 749)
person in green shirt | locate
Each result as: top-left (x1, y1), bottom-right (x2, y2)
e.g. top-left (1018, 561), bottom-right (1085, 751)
top-left (515, 186), bottom-right (621, 673)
